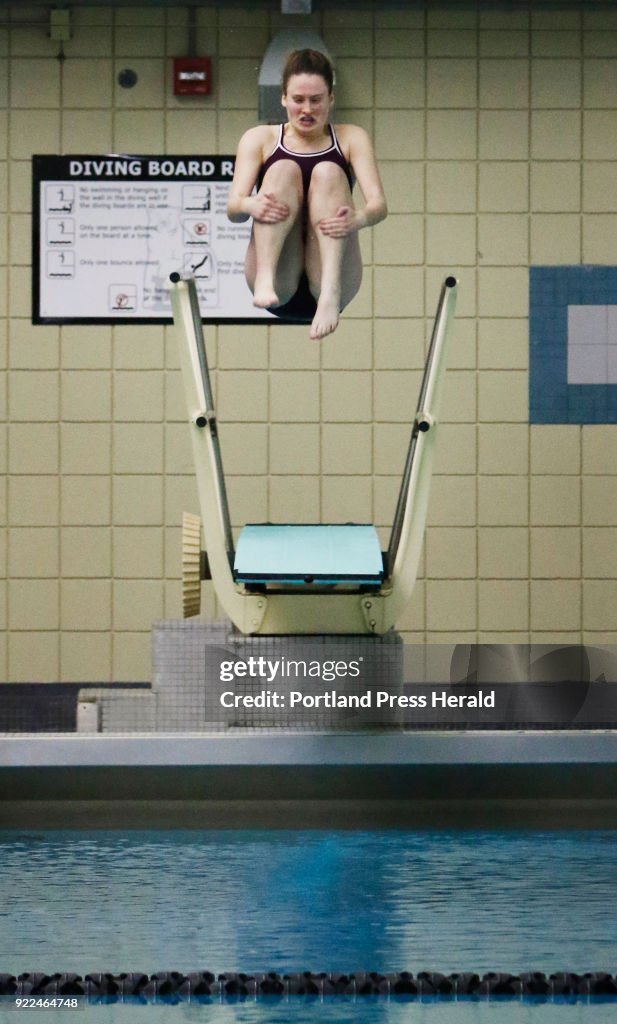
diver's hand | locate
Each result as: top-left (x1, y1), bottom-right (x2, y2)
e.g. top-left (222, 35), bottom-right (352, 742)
top-left (248, 191), bottom-right (291, 223)
top-left (318, 206), bottom-right (360, 238)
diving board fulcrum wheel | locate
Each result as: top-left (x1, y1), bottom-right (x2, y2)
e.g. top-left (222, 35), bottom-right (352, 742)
top-left (182, 511), bottom-right (202, 618)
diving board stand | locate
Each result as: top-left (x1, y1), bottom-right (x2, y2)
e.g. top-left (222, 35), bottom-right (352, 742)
top-left (169, 273), bottom-right (457, 635)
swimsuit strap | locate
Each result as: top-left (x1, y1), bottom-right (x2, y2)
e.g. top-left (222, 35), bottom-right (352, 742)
top-left (330, 124), bottom-right (343, 154)
top-left (262, 124), bottom-right (285, 164)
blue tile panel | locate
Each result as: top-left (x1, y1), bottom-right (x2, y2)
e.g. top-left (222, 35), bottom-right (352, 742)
top-left (529, 266), bottom-right (617, 424)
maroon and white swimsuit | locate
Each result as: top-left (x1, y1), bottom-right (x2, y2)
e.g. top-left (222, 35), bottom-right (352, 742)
top-left (258, 123), bottom-right (354, 321)
top-left (258, 122), bottom-right (354, 195)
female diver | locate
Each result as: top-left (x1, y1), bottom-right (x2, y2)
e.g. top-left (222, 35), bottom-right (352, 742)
top-left (227, 48), bottom-right (387, 340)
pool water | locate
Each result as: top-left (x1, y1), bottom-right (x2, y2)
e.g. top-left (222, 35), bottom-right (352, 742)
top-left (1, 828), bottom-right (616, 1022)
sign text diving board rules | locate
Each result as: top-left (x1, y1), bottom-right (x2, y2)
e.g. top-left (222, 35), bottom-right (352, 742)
top-left (32, 154), bottom-right (274, 324)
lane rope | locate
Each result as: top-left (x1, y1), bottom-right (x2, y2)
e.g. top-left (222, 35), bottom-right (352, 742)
top-left (2, 971), bottom-right (617, 1001)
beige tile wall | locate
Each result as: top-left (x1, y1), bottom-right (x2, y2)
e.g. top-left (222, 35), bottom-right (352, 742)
top-left (2, 3), bottom-right (617, 682)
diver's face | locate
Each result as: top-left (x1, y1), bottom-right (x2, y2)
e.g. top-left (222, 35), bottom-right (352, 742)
top-left (282, 73), bottom-right (333, 133)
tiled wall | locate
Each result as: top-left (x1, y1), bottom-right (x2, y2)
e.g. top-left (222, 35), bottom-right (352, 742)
top-left (2, 2), bottom-right (617, 683)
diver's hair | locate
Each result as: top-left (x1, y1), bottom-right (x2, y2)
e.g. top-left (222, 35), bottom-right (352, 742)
top-left (281, 49), bottom-right (334, 94)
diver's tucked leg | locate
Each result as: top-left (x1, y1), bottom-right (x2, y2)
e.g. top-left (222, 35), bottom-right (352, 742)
top-left (246, 160), bottom-right (303, 309)
top-left (305, 162), bottom-right (362, 340)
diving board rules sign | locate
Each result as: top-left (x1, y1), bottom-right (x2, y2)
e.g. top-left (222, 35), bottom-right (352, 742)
top-left (32, 154), bottom-right (274, 324)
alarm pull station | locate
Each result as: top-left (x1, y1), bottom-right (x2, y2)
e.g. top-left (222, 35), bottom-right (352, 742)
top-left (173, 57), bottom-right (212, 96)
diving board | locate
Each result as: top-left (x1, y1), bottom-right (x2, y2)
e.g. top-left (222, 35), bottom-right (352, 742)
top-left (169, 272), bottom-right (457, 635)
top-left (234, 524), bottom-right (384, 586)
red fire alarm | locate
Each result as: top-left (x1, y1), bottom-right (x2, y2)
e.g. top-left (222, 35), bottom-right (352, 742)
top-left (173, 57), bottom-right (212, 96)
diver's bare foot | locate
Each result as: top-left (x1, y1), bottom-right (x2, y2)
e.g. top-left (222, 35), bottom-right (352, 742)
top-left (253, 277), bottom-right (279, 309)
top-left (310, 293), bottom-right (340, 340)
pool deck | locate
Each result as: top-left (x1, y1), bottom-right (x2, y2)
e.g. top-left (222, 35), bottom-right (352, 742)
top-left (1, 730), bottom-right (617, 828)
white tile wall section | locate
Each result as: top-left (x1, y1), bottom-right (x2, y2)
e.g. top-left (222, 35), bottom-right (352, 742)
top-left (567, 304), bottom-right (617, 384)
top-left (568, 305), bottom-right (607, 346)
top-left (608, 305), bottom-right (617, 346)
top-left (568, 344), bottom-right (607, 385)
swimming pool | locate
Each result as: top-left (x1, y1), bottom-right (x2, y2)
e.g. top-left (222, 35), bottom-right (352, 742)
top-left (1, 828), bottom-right (615, 1022)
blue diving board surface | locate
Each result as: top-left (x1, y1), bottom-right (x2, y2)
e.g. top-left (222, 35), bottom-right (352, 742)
top-left (233, 524), bottom-right (385, 585)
